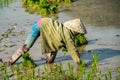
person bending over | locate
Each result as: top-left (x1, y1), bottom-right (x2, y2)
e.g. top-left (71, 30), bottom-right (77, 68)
top-left (6, 18), bottom-right (87, 66)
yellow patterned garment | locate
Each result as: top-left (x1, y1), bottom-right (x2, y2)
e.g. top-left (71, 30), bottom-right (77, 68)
top-left (40, 18), bottom-right (80, 63)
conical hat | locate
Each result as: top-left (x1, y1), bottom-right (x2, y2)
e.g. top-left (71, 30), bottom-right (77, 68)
top-left (63, 19), bottom-right (87, 34)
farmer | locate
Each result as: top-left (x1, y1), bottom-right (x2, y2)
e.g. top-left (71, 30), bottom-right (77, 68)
top-left (6, 18), bottom-right (87, 66)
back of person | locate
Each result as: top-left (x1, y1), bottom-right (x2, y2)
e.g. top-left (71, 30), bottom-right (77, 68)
top-left (40, 18), bottom-right (75, 54)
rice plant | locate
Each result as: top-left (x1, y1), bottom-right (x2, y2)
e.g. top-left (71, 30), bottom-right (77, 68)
top-left (22, 0), bottom-right (72, 18)
top-left (0, 52), bottom-right (119, 80)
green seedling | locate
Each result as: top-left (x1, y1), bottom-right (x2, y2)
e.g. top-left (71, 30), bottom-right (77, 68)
top-left (74, 34), bottom-right (88, 47)
top-left (68, 63), bottom-right (74, 75)
top-left (22, 52), bottom-right (36, 69)
top-left (118, 67), bottom-right (120, 75)
top-left (85, 53), bottom-right (100, 80)
top-left (76, 62), bottom-right (85, 79)
top-left (22, 0), bottom-right (72, 17)
top-left (0, 52), bottom-right (120, 80)
top-left (108, 68), bottom-right (112, 80)
top-left (3, 65), bottom-right (9, 80)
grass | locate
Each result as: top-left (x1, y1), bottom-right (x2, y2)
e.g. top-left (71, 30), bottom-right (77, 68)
top-left (0, 52), bottom-right (120, 80)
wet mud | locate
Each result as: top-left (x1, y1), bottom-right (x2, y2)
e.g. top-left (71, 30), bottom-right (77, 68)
top-left (0, 0), bottom-right (120, 79)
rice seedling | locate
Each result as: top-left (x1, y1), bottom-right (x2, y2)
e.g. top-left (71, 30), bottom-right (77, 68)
top-left (0, 52), bottom-right (119, 80)
top-left (74, 34), bottom-right (88, 47)
top-left (22, 0), bottom-right (72, 17)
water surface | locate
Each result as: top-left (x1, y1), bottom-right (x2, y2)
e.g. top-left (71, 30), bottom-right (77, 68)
top-left (0, 0), bottom-right (120, 78)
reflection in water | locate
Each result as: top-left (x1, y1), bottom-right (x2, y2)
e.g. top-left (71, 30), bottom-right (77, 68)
top-left (0, 0), bottom-right (15, 8)
top-left (65, 0), bottom-right (120, 27)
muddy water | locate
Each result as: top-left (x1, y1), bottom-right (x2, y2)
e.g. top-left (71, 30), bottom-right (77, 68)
top-left (65, 0), bottom-right (120, 53)
top-left (0, 0), bottom-right (120, 78)
top-left (66, 0), bottom-right (120, 26)
top-left (65, 0), bottom-right (120, 77)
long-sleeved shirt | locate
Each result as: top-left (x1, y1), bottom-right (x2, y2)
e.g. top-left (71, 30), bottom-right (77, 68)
top-left (25, 18), bottom-right (81, 63)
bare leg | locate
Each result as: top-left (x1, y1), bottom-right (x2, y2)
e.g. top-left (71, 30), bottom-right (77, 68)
top-left (46, 51), bottom-right (57, 63)
top-left (6, 21), bottom-right (40, 66)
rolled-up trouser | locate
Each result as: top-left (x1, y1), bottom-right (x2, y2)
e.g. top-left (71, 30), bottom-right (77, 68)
top-left (25, 21), bottom-right (40, 49)
top-left (25, 21), bottom-right (57, 62)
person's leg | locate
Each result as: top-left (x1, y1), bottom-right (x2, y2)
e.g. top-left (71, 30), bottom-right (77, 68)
top-left (46, 51), bottom-right (57, 63)
top-left (6, 21), bottom-right (40, 66)
top-left (25, 21), bottom-right (40, 49)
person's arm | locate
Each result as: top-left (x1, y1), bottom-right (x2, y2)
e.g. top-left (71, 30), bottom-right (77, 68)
top-left (62, 28), bottom-right (81, 64)
top-left (6, 21), bottom-right (40, 66)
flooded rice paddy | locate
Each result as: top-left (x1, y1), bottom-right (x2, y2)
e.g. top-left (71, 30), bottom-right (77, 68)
top-left (0, 0), bottom-right (120, 79)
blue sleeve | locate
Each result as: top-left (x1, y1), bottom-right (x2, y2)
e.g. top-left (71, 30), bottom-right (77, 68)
top-left (25, 21), bottom-right (40, 49)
